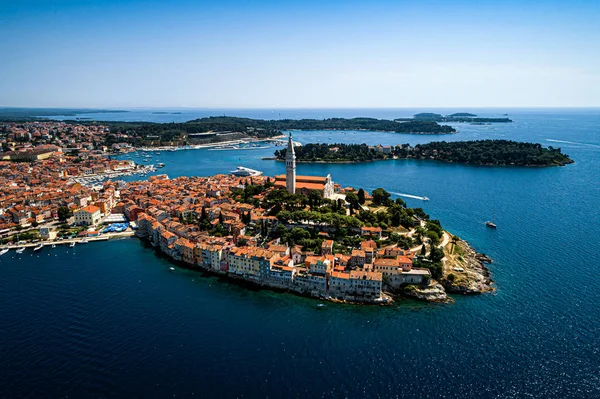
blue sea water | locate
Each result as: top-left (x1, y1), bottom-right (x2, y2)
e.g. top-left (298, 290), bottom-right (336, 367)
top-left (1, 109), bottom-right (600, 398)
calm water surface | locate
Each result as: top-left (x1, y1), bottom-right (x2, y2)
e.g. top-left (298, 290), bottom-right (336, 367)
top-left (1, 109), bottom-right (599, 398)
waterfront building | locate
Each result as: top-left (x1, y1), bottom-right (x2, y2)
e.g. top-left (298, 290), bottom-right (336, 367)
top-left (74, 205), bottom-right (101, 226)
top-left (328, 270), bottom-right (383, 301)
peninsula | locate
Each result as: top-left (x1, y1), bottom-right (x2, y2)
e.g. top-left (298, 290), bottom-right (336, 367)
top-left (0, 133), bottom-right (491, 305)
top-left (273, 140), bottom-right (574, 167)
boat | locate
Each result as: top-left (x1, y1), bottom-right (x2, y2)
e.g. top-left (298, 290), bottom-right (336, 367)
top-left (316, 303), bottom-right (326, 308)
top-left (16, 247), bottom-right (25, 254)
top-left (70, 242), bottom-right (76, 248)
top-left (157, 163), bottom-right (165, 168)
top-left (80, 239), bottom-right (88, 244)
top-left (422, 197), bottom-right (429, 201)
top-left (485, 221), bottom-right (497, 228)
top-left (169, 267), bottom-right (175, 271)
top-left (0, 248), bottom-right (9, 256)
top-left (52, 244), bottom-right (56, 249)
top-left (230, 166), bottom-right (263, 177)
top-left (33, 243), bottom-right (44, 251)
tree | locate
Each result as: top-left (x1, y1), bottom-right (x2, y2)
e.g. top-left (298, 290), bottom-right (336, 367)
top-left (357, 188), bottom-right (366, 205)
top-left (57, 206), bottom-right (72, 222)
top-left (345, 192), bottom-right (359, 214)
top-left (420, 243), bottom-right (427, 256)
top-left (218, 211), bottom-right (224, 224)
top-left (372, 188), bottom-right (391, 206)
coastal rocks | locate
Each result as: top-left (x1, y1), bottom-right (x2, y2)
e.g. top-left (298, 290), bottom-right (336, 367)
top-left (402, 282), bottom-right (451, 303)
top-left (475, 253), bottom-right (493, 263)
top-left (443, 240), bottom-right (494, 295)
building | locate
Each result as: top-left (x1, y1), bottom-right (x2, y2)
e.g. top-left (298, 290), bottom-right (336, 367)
top-left (275, 133), bottom-right (335, 199)
top-left (74, 205), bottom-right (101, 226)
top-left (285, 132), bottom-right (296, 194)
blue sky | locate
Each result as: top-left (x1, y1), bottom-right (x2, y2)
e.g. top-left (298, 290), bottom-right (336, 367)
top-left (1, 0), bottom-right (599, 108)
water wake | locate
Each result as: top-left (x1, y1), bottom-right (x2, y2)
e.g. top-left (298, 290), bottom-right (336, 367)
top-left (390, 192), bottom-right (429, 201)
top-left (546, 139), bottom-right (600, 148)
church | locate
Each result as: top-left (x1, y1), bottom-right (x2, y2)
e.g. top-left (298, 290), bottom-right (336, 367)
top-left (274, 133), bottom-right (335, 199)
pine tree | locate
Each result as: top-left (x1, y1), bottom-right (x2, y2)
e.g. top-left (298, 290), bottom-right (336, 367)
top-left (357, 188), bottom-right (366, 205)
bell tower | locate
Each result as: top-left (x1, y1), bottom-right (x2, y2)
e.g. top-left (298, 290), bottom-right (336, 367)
top-left (286, 133), bottom-right (296, 194)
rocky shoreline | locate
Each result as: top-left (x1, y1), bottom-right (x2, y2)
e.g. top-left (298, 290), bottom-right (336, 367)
top-left (441, 240), bottom-right (495, 295)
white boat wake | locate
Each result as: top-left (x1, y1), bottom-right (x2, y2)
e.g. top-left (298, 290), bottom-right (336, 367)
top-left (390, 192), bottom-right (429, 201)
top-left (546, 139), bottom-right (600, 148)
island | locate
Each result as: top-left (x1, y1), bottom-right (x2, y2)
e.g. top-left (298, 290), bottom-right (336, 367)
top-left (64, 116), bottom-right (456, 147)
top-left (273, 140), bottom-right (573, 167)
top-left (396, 112), bottom-right (512, 123)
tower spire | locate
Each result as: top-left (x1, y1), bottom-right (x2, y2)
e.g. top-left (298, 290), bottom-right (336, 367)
top-left (286, 132), bottom-right (296, 194)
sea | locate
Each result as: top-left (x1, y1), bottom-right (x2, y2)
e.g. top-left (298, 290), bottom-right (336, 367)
top-left (1, 108), bottom-right (599, 398)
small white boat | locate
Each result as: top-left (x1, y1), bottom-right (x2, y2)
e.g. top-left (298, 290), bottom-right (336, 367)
top-left (52, 244), bottom-right (56, 249)
top-left (70, 242), bottom-right (76, 248)
top-left (80, 239), bottom-right (88, 244)
top-left (422, 197), bottom-right (429, 201)
top-left (16, 247), bottom-right (25, 254)
top-left (169, 267), bottom-right (175, 271)
top-left (316, 303), bottom-right (326, 308)
top-left (33, 243), bottom-right (44, 251)
top-left (485, 221), bottom-right (497, 228)
top-left (0, 248), bottom-right (9, 256)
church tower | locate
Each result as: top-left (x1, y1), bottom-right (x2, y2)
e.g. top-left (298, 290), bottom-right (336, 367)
top-left (286, 132), bottom-right (296, 194)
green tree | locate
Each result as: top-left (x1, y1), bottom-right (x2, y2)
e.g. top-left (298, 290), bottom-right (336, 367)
top-left (357, 188), bottom-right (366, 205)
top-left (57, 206), bottom-right (72, 222)
top-left (372, 188), bottom-right (391, 206)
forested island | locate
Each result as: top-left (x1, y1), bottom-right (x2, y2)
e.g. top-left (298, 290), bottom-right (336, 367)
top-left (0, 107), bottom-right (129, 121)
top-left (274, 140), bottom-right (573, 166)
top-left (396, 113), bottom-right (512, 123)
top-left (45, 116), bottom-right (455, 147)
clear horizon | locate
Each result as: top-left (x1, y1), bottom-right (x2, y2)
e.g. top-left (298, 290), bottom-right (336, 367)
top-left (2, 0), bottom-right (599, 108)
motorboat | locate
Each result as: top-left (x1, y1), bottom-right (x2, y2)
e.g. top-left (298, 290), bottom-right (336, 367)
top-left (422, 197), bottom-right (429, 201)
top-left (485, 221), bottom-right (497, 228)
top-left (33, 243), bottom-right (44, 251)
top-left (16, 247), bottom-right (25, 254)
top-left (0, 248), bottom-right (9, 256)
top-left (70, 242), bottom-right (76, 248)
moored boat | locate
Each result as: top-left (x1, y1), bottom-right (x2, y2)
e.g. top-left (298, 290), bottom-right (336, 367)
top-left (0, 247), bottom-right (9, 256)
top-left (70, 242), bottom-right (76, 248)
top-left (33, 243), bottom-right (44, 251)
top-left (16, 247), bottom-right (25, 254)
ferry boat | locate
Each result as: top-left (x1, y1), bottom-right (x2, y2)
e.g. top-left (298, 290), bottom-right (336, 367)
top-left (230, 166), bottom-right (263, 177)
top-left (485, 221), bottom-right (497, 228)
top-left (0, 247), bottom-right (9, 256)
top-left (33, 243), bottom-right (44, 251)
top-left (16, 247), bottom-right (25, 254)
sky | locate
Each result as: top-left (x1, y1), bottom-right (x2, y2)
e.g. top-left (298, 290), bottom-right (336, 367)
top-left (1, 0), bottom-right (600, 108)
